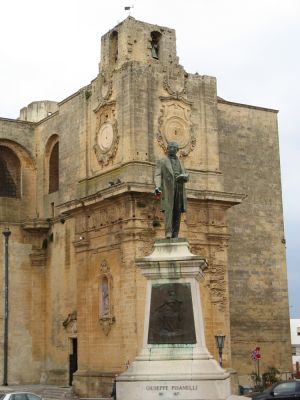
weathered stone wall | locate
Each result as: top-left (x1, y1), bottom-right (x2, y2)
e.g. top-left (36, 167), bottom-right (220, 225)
top-left (100, 17), bottom-right (178, 71)
top-left (217, 99), bottom-right (292, 381)
top-left (67, 17), bottom-right (236, 393)
top-left (34, 91), bottom-right (87, 218)
top-left (19, 100), bottom-right (58, 122)
top-left (0, 118), bottom-right (36, 221)
top-left (0, 223), bottom-right (47, 383)
top-left (0, 16), bottom-right (291, 394)
top-left (40, 217), bottom-right (77, 385)
top-left (70, 189), bottom-right (233, 397)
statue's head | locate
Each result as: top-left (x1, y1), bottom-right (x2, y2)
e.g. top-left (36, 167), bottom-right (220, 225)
top-left (167, 141), bottom-right (179, 157)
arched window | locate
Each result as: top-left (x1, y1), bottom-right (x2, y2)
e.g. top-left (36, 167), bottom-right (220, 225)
top-left (150, 31), bottom-right (162, 60)
top-left (49, 141), bottom-right (59, 193)
top-left (109, 31), bottom-right (118, 65)
top-left (0, 146), bottom-right (21, 197)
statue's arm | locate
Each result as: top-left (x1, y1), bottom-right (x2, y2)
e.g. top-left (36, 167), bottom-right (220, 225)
top-left (176, 162), bottom-right (189, 182)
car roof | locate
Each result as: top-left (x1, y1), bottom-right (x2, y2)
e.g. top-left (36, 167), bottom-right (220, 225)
top-left (1, 393), bottom-right (41, 396)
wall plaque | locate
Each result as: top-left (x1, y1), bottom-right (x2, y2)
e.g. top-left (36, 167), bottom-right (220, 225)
top-left (148, 283), bottom-right (196, 344)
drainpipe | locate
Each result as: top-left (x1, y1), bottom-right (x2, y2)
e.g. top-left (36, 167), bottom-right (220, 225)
top-left (2, 227), bottom-right (11, 386)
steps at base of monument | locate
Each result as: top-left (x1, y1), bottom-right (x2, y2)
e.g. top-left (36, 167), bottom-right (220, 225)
top-left (79, 398), bottom-right (111, 400)
top-left (42, 387), bottom-right (77, 400)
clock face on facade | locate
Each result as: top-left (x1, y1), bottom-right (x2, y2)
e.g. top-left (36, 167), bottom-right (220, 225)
top-left (165, 117), bottom-right (189, 148)
top-left (97, 122), bottom-right (114, 152)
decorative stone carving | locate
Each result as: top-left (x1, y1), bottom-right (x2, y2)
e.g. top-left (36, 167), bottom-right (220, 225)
top-left (158, 100), bottom-right (196, 156)
top-left (87, 203), bottom-right (125, 230)
top-left (208, 264), bottom-right (227, 311)
top-left (63, 311), bottom-right (77, 335)
top-left (98, 260), bottom-right (115, 335)
top-left (163, 67), bottom-right (187, 98)
top-left (99, 71), bottom-right (113, 101)
top-left (94, 102), bottom-right (119, 165)
top-left (205, 232), bottom-right (229, 312)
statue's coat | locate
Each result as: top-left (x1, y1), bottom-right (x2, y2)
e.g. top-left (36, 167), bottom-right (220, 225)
top-left (154, 156), bottom-right (188, 213)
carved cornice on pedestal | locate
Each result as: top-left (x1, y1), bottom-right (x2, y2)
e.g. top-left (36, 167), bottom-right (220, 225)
top-left (137, 238), bottom-right (208, 281)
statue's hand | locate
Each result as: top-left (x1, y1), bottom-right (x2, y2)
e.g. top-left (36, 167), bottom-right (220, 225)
top-left (154, 187), bottom-right (162, 200)
top-left (176, 174), bottom-right (189, 183)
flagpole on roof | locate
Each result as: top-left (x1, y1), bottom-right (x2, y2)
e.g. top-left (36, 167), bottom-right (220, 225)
top-left (124, 5), bottom-right (134, 16)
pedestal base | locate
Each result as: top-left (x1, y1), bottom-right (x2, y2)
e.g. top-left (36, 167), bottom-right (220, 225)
top-left (117, 239), bottom-right (246, 400)
top-left (117, 358), bottom-right (231, 400)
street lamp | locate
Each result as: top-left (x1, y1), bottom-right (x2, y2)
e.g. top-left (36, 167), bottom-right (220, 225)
top-left (215, 335), bottom-right (225, 367)
top-left (2, 227), bottom-right (11, 386)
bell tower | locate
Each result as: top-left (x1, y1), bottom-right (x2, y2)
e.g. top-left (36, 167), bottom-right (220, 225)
top-left (71, 16), bottom-right (243, 397)
top-left (99, 16), bottom-right (178, 71)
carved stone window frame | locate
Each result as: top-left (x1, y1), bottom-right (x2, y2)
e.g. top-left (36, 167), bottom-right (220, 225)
top-left (98, 260), bottom-right (115, 335)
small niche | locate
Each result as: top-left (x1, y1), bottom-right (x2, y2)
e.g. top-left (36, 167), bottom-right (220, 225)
top-left (110, 30), bottom-right (118, 65)
top-left (150, 31), bottom-right (162, 60)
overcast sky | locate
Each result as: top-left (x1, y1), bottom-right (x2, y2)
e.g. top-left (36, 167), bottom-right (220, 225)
top-left (0, 0), bottom-right (299, 317)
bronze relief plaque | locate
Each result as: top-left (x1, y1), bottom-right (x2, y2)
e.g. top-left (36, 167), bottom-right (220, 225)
top-left (148, 283), bottom-right (196, 344)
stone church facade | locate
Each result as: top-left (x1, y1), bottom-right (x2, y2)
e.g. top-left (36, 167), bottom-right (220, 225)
top-left (0, 17), bottom-right (291, 396)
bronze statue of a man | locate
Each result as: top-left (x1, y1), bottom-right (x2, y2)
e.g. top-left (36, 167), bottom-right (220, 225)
top-left (154, 141), bottom-right (189, 238)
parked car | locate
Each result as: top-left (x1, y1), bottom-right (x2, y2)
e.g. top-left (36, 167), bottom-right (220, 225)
top-left (249, 381), bottom-right (300, 400)
top-left (0, 393), bottom-right (42, 400)
top-left (239, 385), bottom-right (256, 395)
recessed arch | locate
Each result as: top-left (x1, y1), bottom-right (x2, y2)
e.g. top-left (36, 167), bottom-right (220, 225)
top-left (150, 31), bottom-right (162, 60)
top-left (0, 146), bottom-right (21, 197)
top-left (49, 141), bottom-right (59, 193)
top-left (109, 30), bottom-right (118, 66)
top-left (0, 139), bottom-right (36, 169)
top-left (45, 134), bottom-right (59, 194)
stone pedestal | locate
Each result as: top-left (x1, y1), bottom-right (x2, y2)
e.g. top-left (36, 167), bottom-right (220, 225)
top-left (117, 239), bottom-right (232, 400)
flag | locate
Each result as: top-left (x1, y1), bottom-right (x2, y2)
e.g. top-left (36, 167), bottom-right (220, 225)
top-left (251, 347), bottom-right (261, 361)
